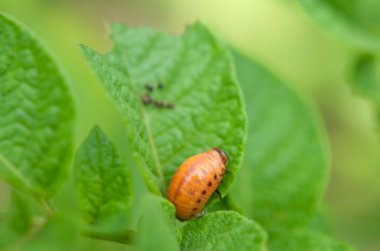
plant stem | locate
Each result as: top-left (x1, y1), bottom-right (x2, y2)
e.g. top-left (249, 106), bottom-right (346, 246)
top-left (35, 196), bottom-right (55, 217)
top-left (34, 195), bottom-right (136, 246)
top-left (82, 228), bottom-right (136, 245)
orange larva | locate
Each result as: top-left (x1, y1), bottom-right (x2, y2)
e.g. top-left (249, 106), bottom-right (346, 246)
top-left (167, 148), bottom-right (228, 221)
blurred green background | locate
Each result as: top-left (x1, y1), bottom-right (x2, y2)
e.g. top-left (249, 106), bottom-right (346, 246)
top-left (0, 0), bottom-right (379, 250)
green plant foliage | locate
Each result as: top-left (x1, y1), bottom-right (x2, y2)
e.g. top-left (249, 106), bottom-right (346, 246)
top-left (299, 0), bottom-right (380, 51)
top-left (350, 54), bottom-right (380, 104)
top-left (20, 214), bottom-right (79, 251)
top-left (0, 10), bottom-right (360, 250)
top-left (82, 23), bottom-right (247, 196)
top-left (0, 13), bottom-right (75, 197)
top-left (136, 194), bottom-right (180, 251)
top-left (229, 51), bottom-right (329, 234)
top-left (74, 126), bottom-right (133, 224)
top-left (181, 211), bottom-right (267, 251)
top-left (269, 229), bottom-right (355, 251)
top-left (0, 192), bottom-right (31, 249)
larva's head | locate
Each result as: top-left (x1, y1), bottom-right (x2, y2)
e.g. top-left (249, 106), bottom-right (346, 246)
top-left (213, 147), bottom-right (228, 165)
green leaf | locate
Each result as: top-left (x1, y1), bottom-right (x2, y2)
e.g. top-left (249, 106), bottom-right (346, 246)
top-left (229, 51), bottom-right (329, 234)
top-left (0, 13), bottom-right (75, 197)
top-left (20, 214), bottom-right (79, 251)
top-left (299, 0), bottom-right (380, 51)
top-left (181, 211), bottom-right (267, 251)
top-left (350, 54), bottom-right (380, 104)
top-left (0, 196), bottom-right (79, 251)
top-left (308, 210), bottom-right (333, 235)
top-left (136, 194), bottom-right (180, 251)
top-left (74, 125), bottom-right (133, 224)
top-left (269, 229), bottom-right (355, 251)
top-left (82, 22), bottom-right (247, 196)
top-left (0, 192), bottom-right (31, 248)
top-left (82, 227), bottom-right (136, 245)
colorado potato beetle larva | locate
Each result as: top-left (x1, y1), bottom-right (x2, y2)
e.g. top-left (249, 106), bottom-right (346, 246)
top-left (167, 148), bottom-right (228, 221)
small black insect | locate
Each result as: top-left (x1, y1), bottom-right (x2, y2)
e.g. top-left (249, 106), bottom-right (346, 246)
top-left (165, 103), bottom-right (175, 109)
top-left (154, 100), bottom-right (165, 108)
top-left (157, 82), bottom-right (164, 89)
top-left (196, 210), bottom-right (207, 219)
top-left (141, 94), bottom-right (152, 105)
top-left (145, 84), bottom-right (154, 92)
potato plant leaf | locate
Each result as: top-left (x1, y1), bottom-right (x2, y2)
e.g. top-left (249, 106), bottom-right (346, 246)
top-left (350, 54), bottom-right (380, 104)
top-left (181, 211), bottom-right (267, 251)
top-left (230, 51), bottom-right (329, 234)
top-left (299, 0), bottom-right (380, 51)
top-left (0, 192), bottom-right (31, 249)
top-left (0, 13), bottom-right (75, 197)
top-left (74, 125), bottom-right (133, 224)
top-left (269, 229), bottom-right (356, 251)
top-left (136, 194), bottom-right (180, 251)
top-left (82, 22), bottom-right (247, 196)
top-left (20, 214), bottom-right (79, 251)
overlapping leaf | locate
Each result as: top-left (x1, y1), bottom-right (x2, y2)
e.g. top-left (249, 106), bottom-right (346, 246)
top-left (74, 126), bottom-right (133, 224)
top-left (230, 51), bottom-right (329, 234)
top-left (270, 229), bottom-right (355, 251)
top-left (0, 192), bottom-right (31, 249)
top-left (136, 194), bottom-right (180, 251)
top-left (350, 54), bottom-right (380, 104)
top-left (181, 211), bottom-right (267, 251)
top-left (21, 214), bottom-right (78, 251)
top-left (300, 0), bottom-right (380, 51)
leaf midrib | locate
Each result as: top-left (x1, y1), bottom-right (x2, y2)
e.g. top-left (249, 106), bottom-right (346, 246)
top-left (0, 151), bottom-right (31, 189)
top-left (120, 56), bottom-right (166, 193)
top-left (141, 105), bottom-right (166, 192)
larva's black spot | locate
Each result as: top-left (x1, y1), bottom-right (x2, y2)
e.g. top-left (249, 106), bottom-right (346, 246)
top-left (201, 190), bottom-right (206, 195)
top-left (193, 208), bottom-right (197, 211)
top-left (214, 174), bottom-right (217, 180)
top-left (197, 199), bottom-right (201, 203)
top-left (208, 181), bottom-right (212, 187)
